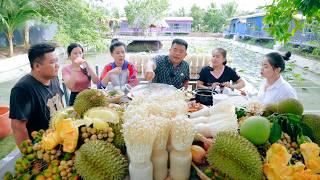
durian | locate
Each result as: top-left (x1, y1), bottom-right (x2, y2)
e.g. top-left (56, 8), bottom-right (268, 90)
top-left (41, 118), bottom-right (78, 152)
top-left (73, 89), bottom-right (107, 117)
top-left (84, 107), bottom-right (119, 124)
top-left (110, 119), bottom-right (126, 151)
top-left (207, 132), bottom-right (263, 180)
top-left (277, 98), bottom-right (303, 115)
top-left (74, 140), bottom-right (128, 180)
top-left (302, 114), bottom-right (320, 145)
top-left (49, 107), bottom-right (78, 129)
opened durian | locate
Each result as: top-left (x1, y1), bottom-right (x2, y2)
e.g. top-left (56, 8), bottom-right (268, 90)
top-left (49, 107), bottom-right (78, 129)
top-left (41, 118), bottom-right (79, 152)
top-left (84, 107), bottom-right (119, 124)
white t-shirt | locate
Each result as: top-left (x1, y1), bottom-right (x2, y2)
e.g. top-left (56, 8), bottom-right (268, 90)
top-left (257, 76), bottom-right (297, 105)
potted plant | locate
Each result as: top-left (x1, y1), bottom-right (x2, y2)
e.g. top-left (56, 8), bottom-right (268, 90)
top-left (0, 105), bottom-right (12, 139)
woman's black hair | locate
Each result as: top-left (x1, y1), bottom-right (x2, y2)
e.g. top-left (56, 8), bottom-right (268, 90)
top-left (109, 40), bottom-right (126, 53)
top-left (265, 51), bottom-right (291, 72)
top-left (111, 38), bottom-right (119, 44)
top-left (67, 43), bottom-right (83, 57)
top-left (67, 43), bottom-right (91, 80)
top-left (213, 48), bottom-right (227, 65)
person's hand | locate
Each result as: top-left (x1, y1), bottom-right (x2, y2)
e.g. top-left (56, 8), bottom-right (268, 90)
top-left (74, 57), bottom-right (86, 67)
top-left (221, 82), bottom-right (232, 88)
top-left (145, 71), bottom-right (155, 81)
top-left (111, 67), bottom-right (122, 75)
top-left (211, 82), bottom-right (220, 89)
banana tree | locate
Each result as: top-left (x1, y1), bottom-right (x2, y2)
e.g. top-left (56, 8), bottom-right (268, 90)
top-left (0, 0), bottom-right (39, 57)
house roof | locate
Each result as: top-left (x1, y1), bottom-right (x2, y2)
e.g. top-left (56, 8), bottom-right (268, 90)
top-left (228, 12), bottom-right (305, 21)
top-left (228, 12), bottom-right (266, 21)
top-left (119, 17), bottom-right (193, 21)
top-left (164, 17), bottom-right (193, 21)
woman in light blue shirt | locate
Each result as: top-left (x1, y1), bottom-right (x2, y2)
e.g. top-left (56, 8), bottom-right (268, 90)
top-left (257, 52), bottom-right (297, 105)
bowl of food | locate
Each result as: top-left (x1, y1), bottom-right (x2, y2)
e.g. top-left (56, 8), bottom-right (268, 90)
top-left (105, 90), bottom-right (124, 104)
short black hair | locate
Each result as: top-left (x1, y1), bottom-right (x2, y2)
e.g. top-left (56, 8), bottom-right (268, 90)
top-left (213, 48), bottom-right (227, 65)
top-left (28, 43), bottom-right (55, 69)
top-left (109, 40), bottom-right (126, 53)
top-left (111, 38), bottom-right (119, 44)
top-left (67, 43), bottom-right (83, 57)
top-left (265, 51), bottom-right (291, 72)
top-left (171, 38), bottom-right (188, 50)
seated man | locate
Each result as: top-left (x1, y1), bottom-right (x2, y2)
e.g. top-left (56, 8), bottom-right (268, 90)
top-left (145, 38), bottom-right (189, 89)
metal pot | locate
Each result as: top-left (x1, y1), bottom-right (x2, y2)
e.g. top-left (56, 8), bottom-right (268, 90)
top-left (193, 89), bottom-right (218, 106)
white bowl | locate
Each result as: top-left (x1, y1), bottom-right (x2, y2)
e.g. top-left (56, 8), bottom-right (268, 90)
top-left (212, 94), bottom-right (229, 104)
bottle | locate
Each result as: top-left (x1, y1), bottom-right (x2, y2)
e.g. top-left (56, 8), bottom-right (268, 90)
top-left (106, 82), bottom-right (114, 91)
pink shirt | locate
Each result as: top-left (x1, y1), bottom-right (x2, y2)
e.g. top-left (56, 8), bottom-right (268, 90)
top-left (62, 65), bottom-right (91, 92)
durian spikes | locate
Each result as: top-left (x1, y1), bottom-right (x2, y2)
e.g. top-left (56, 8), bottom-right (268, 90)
top-left (75, 140), bottom-right (128, 180)
top-left (110, 119), bottom-right (126, 151)
top-left (207, 132), bottom-right (263, 180)
top-left (73, 89), bottom-right (107, 117)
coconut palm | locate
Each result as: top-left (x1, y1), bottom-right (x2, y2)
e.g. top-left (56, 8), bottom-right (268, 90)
top-left (0, 0), bottom-right (39, 57)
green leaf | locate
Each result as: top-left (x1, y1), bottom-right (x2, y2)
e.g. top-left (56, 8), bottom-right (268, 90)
top-left (269, 121), bottom-right (282, 143)
top-left (285, 113), bottom-right (302, 123)
top-left (297, 134), bottom-right (312, 145)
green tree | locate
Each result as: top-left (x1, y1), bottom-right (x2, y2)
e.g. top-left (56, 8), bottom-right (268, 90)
top-left (35, 0), bottom-right (109, 50)
top-left (111, 7), bottom-right (120, 19)
top-left (221, 1), bottom-right (238, 19)
top-left (124, 0), bottom-right (169, 33)
top-left (202, 3), bottom-right (225, 32)
top-left (189, 4), bottom-right (205, 32)
top-left (0, 0), bottom-right (39, 57)
top-left (264, 0), bottom-right (320, 42)
top-left (172, 7), bottom-right (187, 17)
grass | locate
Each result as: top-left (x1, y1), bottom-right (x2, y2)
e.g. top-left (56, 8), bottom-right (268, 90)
top-left (240, 37), bottom-right (274, 49)
top-left (0, 135), bottom-right (17, 160)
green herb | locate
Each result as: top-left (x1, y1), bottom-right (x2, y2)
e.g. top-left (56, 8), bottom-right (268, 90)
top-left (235, 107), bottom-right (247, 119)
top-left (269, 121), bottom-right (282, 143)
top-left (108, 91), bottom-right (119, 96)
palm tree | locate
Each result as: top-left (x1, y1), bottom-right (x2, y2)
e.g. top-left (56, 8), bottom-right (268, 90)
top-left (221, 1), bottom-right (238, 19)
top-left (0, 0), bottom-right (39, 57)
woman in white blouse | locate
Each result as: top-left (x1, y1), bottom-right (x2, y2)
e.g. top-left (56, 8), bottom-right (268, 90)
top-left (257, 51), bottom-right (297, 105)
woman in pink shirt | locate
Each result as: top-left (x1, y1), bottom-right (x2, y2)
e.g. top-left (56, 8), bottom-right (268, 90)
top-left (62, 43), bottom-right (99, 106)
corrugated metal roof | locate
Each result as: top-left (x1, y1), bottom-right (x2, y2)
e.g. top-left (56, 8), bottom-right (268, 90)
top-left (228, 12), bottom-right (266, 21)
top-left (165, 17), bottom-right (193, 21)
top-left (119, 17), bottom-right (193, 21)
top-left (228, 12), bottom-right (305, 21)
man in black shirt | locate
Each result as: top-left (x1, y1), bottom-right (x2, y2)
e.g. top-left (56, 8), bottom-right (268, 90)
top-left (10, 43), bottom-right (63, 146)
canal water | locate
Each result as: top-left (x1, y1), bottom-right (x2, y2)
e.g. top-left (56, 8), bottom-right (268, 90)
top-left (0, 37), bottom-right (319, 113)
